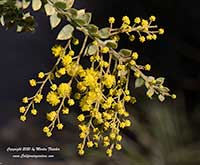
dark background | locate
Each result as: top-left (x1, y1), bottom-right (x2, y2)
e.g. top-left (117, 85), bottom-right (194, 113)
top-left (0, 0), bottom-right (200, 164)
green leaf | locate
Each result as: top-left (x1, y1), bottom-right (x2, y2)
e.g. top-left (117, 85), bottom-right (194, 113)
top-left (44, 4), bottom-right (56, 16)
top-left (74, 12), bottom-right (92, 26)
top-left (66, 0), bottom-right (74, 9)
top-left (135, 78), bottom-right (145, 88)
top-left (54, 2), bottom-right (66, 10)
top-left (119, 49), bottom-right (132, 56)
top-left (77, 9), bottom-right (86, 17)
top-left (57, 24), bottom-right (74, 40)
top-left (98, 28), bottom-right (110, 39)
top-left (50, 14), bottom-right (61, 29)
top-left (104, 40), bottom-right (118, 49)
top-left (86, 24), bottom-right (98, 34)
top-left (88, 45), bottom-right (98, 55)
top-left (68, 8), bottom-right (78, 18)
top-left (158, 94), bottom-right (165, 102)
top-left (32, 0), bottom-right (42, 11)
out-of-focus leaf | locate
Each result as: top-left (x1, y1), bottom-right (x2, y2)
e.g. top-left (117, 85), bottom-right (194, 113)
top-left (0, 15), bottom-right (5, 26)
top-left (158, 94), bottom-right (165, 102)
top-left (135, 78), bottom-right (145, 88)
top-left (146, 88), bottom-right (154, 98)
top-left (156, 77), bottom-right (165, 85)
top-left (32, 0), bottom-right (42, 11)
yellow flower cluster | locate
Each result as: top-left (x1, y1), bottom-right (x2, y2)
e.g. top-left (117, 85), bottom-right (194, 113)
top-left (106, 15), bottom-right (165, 43)
top-left (18, 12), bottom-right (175, 158)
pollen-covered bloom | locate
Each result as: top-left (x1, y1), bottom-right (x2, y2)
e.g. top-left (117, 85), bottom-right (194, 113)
top-left (17, 12), bottom-right (174, 158)
top-left (20, 115), bottom-right (26, 122)
top-left (46, 111), bottom-right (57, 121)
top-left (158, 28), bottom-right (164, 35)
top-left (57, 123), bottom-right (64, 130)
top-left (145, 64), bottom-right (151, 71)
top-left (108, 17), bottom-right (115, 24)
top-left (29, 79), bottom-right (36, 87)
top-left (122, 16), bottom-right (130, 25)
top-left (34, 94), bottom-right (43, 103)
top-left (38, 72), bottom-right (45, 79)
top-left (62, 55), bottom-right (72, 66)
top-left (51, 45), bottom-right (63, 57)
top-left (22, 97), bottom-right (28, 103)
top-left (57, 83), bottom-right (71, 97)
top-left (46, 91), bottom-right (60, 106)
top-left (101, 47), bottom-right (109, 54)
top-left (134, 17), bottom-right (141, 24)
top-left (102, 73), bottom-right (116, 88)
top-left (19, 106), bottom-right (26, 113)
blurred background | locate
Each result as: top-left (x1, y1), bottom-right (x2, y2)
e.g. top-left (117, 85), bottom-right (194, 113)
top-left (0, 0), bottom-right (200, 164)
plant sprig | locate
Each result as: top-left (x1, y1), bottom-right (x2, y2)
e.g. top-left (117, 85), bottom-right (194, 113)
top-left (0, 0), bottom-right (176, 157)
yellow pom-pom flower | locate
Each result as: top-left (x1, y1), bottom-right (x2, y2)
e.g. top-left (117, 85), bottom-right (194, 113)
top-left (34, 94), bottom-right (43, 103)
top-left (38, 72), bottom-right (45, 79)
top-left (68, 99), bottom-right (75, 106)
top-left (57, 123), bottom-right (64, 130)
top-left (145, 64), bottom-right (151, 71)
top-left (19, 106), bottom-right (26, 113)
top-left (62, 108), bottom-right (69, 115)
top-left (158, 28), bottom-right (164, 35)
top-left (57, 83), bottom-right (71, 97)
top-left (51, 45), bottom-right (63, 57)
top-left (101, 47), bottom-right (109, 54)
top-left (46, 91), bottom-right (60, 106)
top-left (31, 109), bottom-right (37, 115)
top-left (171, 94), bottom-right (177, 99)
top-left (149, 15), bottom-right (156, 21)
top-left (134, 17), bottom-right (141, 24)
top-left (29, 79), bottom-right (36, 87)
top-left (108, 17), bottom-right (115, 24)
top-left (43, 126), bottom-right (49, 133)
top-left (77, 114), bottom-right (85, 122)
top-left (115, 144), bottom-right (122, 150)
top-left (20, 115), bottom-right (26, 122)
top-left (22, 97), bottom-right (28, 103)
top-left (62, 55), bottom-right (72, 66)
top-left (46, 111), bottom-right (57, 121)
top-left (132, 52), bottom-right (139, 60)
top-left (122, 16), bottom-right (130, 25)
top-left (87, 141), bottom-right (94, 148)
top-left (50, 84), bottom-right (57, 91)
top-left (139, 36), bottom-right (146, 43)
